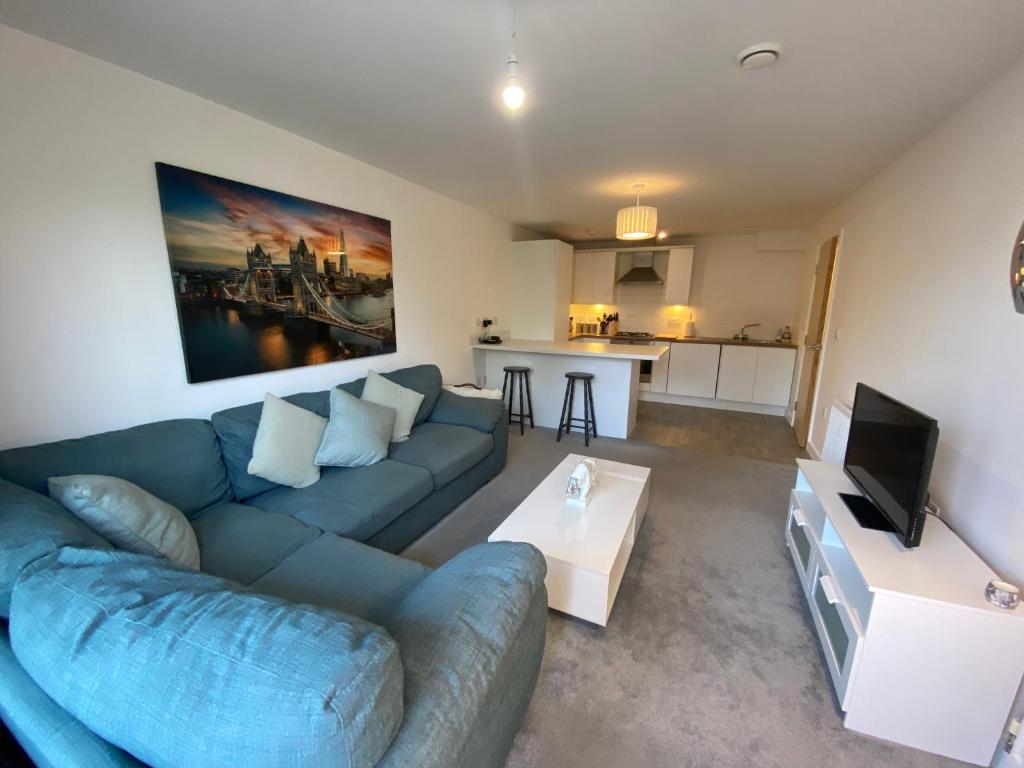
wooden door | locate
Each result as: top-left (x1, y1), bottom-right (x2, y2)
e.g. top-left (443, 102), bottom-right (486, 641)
top-left (793, 236), bottom-right (839, 447)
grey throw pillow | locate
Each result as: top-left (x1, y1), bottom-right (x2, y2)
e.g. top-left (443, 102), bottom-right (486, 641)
top-left (47, 475), bottom-right (200, 570)
top-left (361, 370), bottom-right (424, 442)
top-left (315, 388), bottom-right (397, 468)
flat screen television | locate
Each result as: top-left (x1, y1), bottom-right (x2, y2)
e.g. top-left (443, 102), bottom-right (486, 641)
top-left (841, 383), bottom-right (939, 548)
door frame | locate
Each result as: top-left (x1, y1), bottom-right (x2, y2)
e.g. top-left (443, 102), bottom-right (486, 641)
top-left (793, 229), bottom-right (843, 454)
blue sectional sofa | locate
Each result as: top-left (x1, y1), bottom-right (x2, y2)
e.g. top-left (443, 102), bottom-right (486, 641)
top-left (0, 364), bottom-right (547, 768)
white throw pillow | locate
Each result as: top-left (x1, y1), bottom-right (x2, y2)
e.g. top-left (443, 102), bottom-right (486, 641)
top-left (248, 393), bottom-right (327, 488)
top-left (48, 475), bottom-right (200, 570)
top-left (361, 370), bottom-right (425, 443)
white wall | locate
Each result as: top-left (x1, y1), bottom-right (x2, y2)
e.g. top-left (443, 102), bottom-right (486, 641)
top-left (0, 25), bottom-right (511, 450)
top-left (805, 55), bottom-right (1024, 587)
top-left (570, 231), bottom-right (806, 338)
top-left (689, 234), bottom-right (806, 339)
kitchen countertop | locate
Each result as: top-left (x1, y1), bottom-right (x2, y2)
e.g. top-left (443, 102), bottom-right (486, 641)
top-left (472, 339), bottom-right (669, 360)
top-left (568, 333), bottom-right (797, 350)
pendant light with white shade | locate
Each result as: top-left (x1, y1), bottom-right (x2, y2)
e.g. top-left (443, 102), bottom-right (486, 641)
top-left (616, 183), bottom-right (658, 240)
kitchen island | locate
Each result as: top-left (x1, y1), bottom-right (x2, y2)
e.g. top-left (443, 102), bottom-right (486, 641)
top-left (471, 339), bottom-right (669, 438)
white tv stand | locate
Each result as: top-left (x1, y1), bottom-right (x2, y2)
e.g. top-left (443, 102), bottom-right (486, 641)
top-left (786, 460), bottom-right (1024, 765)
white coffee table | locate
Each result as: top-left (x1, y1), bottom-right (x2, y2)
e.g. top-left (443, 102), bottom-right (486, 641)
top-left (488, 454), bottom-right (651, 626)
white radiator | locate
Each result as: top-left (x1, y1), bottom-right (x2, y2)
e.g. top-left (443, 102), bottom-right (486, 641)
top-left (820, 401), bottom-right (852, 464)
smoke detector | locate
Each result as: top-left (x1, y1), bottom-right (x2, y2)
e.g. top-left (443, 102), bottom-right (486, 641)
top-left (737, 42), bottom-right (783, 70)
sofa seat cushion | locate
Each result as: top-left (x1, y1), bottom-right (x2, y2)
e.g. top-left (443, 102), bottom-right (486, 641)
top-left (190, 502), bottom-right (321, 585)
top-left (246, 461), bottom-right (433, 541)
top-left (387, 423), bottom-right (493, 489)
top-left (10, 547), bottom-right (404, 768)
top-left (0, 419), bottom-right (232, 518)
top-left (250, 534), bottom-right (430, 626)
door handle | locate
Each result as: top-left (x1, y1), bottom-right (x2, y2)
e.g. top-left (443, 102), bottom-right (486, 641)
top-left (805, 343), bottom-right (822, 352)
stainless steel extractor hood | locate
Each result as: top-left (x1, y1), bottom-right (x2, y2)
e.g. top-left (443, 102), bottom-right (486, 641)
top-left (617, 252), bottom-right (664, 284)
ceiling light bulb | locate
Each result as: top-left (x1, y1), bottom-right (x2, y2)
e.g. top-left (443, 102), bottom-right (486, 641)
top-left (502, 53), bottom-right (524, 110)
top-left (503, 76), bottom-right (525, 109)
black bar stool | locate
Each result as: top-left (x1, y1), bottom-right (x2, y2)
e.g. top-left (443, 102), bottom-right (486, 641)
top-left (501, 366), bottom-right (534, 435)
top-left (557, 372), bottom-right (597, 446)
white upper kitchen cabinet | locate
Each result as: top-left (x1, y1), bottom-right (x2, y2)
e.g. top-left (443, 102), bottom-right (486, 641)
top-left (752, 347), bottom-right (797, 406)
top-left (505, 240), bottom-right (574, 341)
top-left (663, 247), bottom-right (694, 305)
top-left (715, 345), bottom-right (758, 402)
top-left (666, 343), bottom-right (720, 398)
top-left (573, 250), bottom-right (616, 304)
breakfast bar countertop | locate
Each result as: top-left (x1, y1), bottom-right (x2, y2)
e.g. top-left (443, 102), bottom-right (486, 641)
top-left (471, 339), bottom-right (669, 360)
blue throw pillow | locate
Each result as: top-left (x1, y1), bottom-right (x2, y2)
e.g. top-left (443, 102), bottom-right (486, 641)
top-left (10, 547), bottom-right (404, 768)
top-left (315, 387), bottom-right (396, 467)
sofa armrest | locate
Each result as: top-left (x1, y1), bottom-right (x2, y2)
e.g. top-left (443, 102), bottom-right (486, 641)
top-left (0, 628), bottom-right (143, 768)
top-left (427, 390), bottom-right (505, 433)
top-left (378, 542), bottom-right (547, 768)
top-left (0, 479), bottom-right (109, 617)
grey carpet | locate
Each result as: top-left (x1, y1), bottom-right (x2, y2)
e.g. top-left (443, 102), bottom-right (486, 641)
top-left (403, 429), bottom-right (968, 768)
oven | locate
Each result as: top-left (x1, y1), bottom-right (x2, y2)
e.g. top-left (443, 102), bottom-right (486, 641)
top-left (610, 336), bottom-right (655, 383)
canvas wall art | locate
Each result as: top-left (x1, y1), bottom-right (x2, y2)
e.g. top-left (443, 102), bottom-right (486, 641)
top-left (155, 162), bottom-right (396, 383)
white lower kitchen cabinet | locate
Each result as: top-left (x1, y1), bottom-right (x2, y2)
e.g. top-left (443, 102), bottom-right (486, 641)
top-left (752, 347), bottom-right (797, 406)
top-left (716, 345), bottom-right (797, 406)
top-left (665, 343), bottom-right (720, 398)
top-left (643, 341), bottom-right (796, 414)
top-left (715, 346), bottom-right (758, 402)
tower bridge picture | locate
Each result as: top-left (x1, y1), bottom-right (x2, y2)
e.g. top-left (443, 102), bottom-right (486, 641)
top-left (155, 161), bottom-right (396, 383)
top-left (222, 234), bottom-right (395, 342)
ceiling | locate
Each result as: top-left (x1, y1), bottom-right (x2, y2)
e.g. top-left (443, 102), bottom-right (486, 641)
top-left (3, 0), bottom-right (1024, 241)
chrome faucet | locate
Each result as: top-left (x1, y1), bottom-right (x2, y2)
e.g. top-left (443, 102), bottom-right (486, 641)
top-left (734, 323), bottom-right (761, 341)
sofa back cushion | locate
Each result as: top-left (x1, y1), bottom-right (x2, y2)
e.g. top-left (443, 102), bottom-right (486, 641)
top-left (213, 366), bottom-right (442, 500)
top-left (10, 547), bottom-right (404, 768)
top-left (211, 391), bottom-right (330, 500)
top-left (0, 420), bottom-right (231, 518)
top-left (339, 365), bottom-right (442, 428)
top-left (0, 479), bottom-right (110, 618)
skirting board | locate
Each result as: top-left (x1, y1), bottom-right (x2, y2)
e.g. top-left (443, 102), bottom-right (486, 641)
top-left (639, 390), bottom-right (787, 417)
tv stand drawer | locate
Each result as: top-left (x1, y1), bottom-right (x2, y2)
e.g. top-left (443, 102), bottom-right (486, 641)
top-left (808, 557), bottom-right (863, 710)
